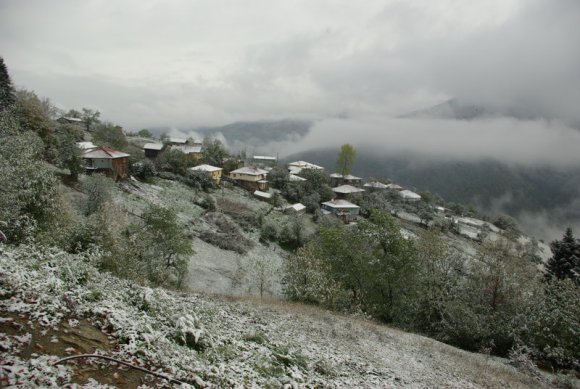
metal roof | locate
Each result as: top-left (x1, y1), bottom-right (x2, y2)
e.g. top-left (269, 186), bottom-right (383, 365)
top-left (322, 199), bottom-right (360, 209)
top-left (143, 142), bottom-right (164, 150)
top-left (363, 181), bottom-right (389, 189)
top-left (230, 167), bottom-right (268, 175)
top-left (252, 155), bottom-right (277, 161)
top-left (171, 145), bottom-right (202, 154)
top-left (399, 190), bottom-right (421, 199)
top-left (332, 185), bottom-right (365, 194)
top-left (253, 190), bottom-right (272, 199)
top-left (82, 147), bottom-right (130, 159)
top-left (288, 161), bottom-right (324, 170)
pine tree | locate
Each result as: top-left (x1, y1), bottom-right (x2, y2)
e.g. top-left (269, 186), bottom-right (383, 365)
top-left (0, 57), bottom-right (16, 112)
top-left (545, 228), bottom-right (580, 283)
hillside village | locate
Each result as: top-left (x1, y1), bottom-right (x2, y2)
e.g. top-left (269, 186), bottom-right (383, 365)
top-left (1, 60), bottom-right (579, 388)
top-left (77, 127), bottom-right (545, 250)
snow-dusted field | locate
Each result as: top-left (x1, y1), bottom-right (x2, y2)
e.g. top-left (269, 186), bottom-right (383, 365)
top-left (0, 244), bottom-right (551, 388)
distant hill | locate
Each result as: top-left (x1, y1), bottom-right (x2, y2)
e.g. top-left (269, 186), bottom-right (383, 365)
top-left (401, 98), bottom-right (552, 123)
top-left (197, 119), bottom-right (312, 146)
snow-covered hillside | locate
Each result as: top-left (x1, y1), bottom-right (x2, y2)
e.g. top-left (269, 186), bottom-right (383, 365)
top-left (0, 244), bottom-right (553, 388)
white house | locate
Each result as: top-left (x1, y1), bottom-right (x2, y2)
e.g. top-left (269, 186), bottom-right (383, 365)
top-left (190, 164), bottom-right (223, 184)
top-left (399, 190), bottom-right (421, 201)
top-left (229, 166), bottom-right (269, 191)
top-left (321, 199), bottom-right (360, 223)
top-left (332, 185), bottom-right (365, 199)
top-left (287, 160), bottom-right (324, 175)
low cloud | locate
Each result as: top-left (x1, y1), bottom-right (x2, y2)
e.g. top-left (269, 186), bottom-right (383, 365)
top-left (265, 116), bottom-right (580, 167)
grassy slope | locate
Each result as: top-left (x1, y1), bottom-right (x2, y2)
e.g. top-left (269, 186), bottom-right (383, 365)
top-left (0, 243), bottom-right (551, 388)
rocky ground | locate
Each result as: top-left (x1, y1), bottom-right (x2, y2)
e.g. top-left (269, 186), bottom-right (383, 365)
top-left (0, 243), bottom-right (562, 388)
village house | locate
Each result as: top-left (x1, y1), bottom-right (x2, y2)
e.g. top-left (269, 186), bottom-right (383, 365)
top-left (82, 147), bottom-right (130, 181)
top-left (165, 137), bottom-right (187, 146)
top-left (363, 181), bottom-right (390, 190)
top-left (386, 183), bottom-right (404, 191)
top-left (321, 199), bottom-right (360, 223)
top-left (252, 155), bottom-right (277, 167)
top-left (143, 142), bottom-right (164, 159)
top-left (399, 189), bottom-right (422, 202)
top-left (253, 190), bottom-right (272, 202)
top-left (330, 173), bottom-right (363, 187)
top-left (229, 166), bottom-right (269, 191)
top-left (189, 164), bottom-right (223, 184)
top-left (171, 144), bottom-right (203, 163)
top-left (332, 184), bottom-right (365, 199)
top-left (284, 203), bottom-right (306, 214)
top-left (287, 160), bottom-right (324, 175)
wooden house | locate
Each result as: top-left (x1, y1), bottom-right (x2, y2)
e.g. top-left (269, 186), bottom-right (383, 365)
top-left (229, 166), bottom-right (269, 191)
top-left (189, 164), bottom-right (223, 184)
top-left (330, 173), bottom-right (363, 187)
top-left (143, 142), bottom-right (164, 159)
top-left (332, 184), bottom-right (365, 199)
top-left (82, 147), bottom-right (130, 181)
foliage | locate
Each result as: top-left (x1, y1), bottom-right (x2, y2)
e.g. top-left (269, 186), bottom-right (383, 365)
top-left (83, 174), bottom-right (114, 216)
top-left (155, 148), bottom-right (190, 175)
top-left (0, 131), bottom-right (60, 242)
top-left (80, 107), bottom-right (101, 132)
top-left (493, 214), bottom-right (521, 239)
top-left (138, 128), bottom-right (152, 138)
top-left (0, 56), bottom-right (16, 112)
top-left (182, 170), bottom-right (215, 191)
top-left (202, 136), bottom-right (228, 167)
top-left (284, 211), bottom-right (418, 322)
top-left (13, 89), bottom-right (57, 160)
top-left (54, 123), bottom-right (84, 179)
top-left (516, 279), bottom-right (580, 370)
top-left (130, 159), bottom-right (157, 181)
top-left (267, 166), bottom-right (289, 190)
top-left (435, 239), bottom-right (540, 355)
top-left (93, 122), bottom-right (128, 150)
top-left (411, 228), bottom-right (463, 333)
top-left (336, 143), bottom-right (356, 176)
top-left (545, 228), bottom-right (580, 283)
top-left (138, 205), bottom-right (193, 286)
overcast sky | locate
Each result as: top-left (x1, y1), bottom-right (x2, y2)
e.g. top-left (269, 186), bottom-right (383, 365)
top-left (2, 0), bottom-right (579, 132)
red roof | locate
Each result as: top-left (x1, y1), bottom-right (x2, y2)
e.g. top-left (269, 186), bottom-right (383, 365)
top-left (82, 147), bottom-right (130, 159)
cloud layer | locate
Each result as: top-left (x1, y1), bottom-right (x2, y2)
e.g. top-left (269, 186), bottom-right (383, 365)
top-left (2, 0), bottom-right (579, 130)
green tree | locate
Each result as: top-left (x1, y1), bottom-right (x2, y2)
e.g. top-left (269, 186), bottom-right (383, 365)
top-left (155, 148), bottom-right (189, 175)
top-left (0, 56), bottom-right (16, 112)
top-left (336, 143), bottom-right (356, 176)
top-left (55, 124), bottom-right (84, 180)
top-left (412, 228), bottom-right (463, 333)
top-left (267, 165), bottom-right (289, 190)
top-left (93, 122), bottom-right (128, 150)
top-left (202, 136), bottom-right (228, 166)
top-left (138, 128), bottom-right (152, 138)
top-left (81, 107), bottom-right (101, 132)
top-left (0, 132), bottom-right (59, 242)
top-left (83, 174), bottom-right (114, 216)
top-left (140, 205), bottom-right (193, 286)
top-left (14, 89), bottom-right (57, 158)
top-left (545, 228), bottom-right (580, 283)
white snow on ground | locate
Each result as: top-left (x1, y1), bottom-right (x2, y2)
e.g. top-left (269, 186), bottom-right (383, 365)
top-left (0, 244), bottom-right (549, 388)
top-left (184, 237), bottom-right (285, 298)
